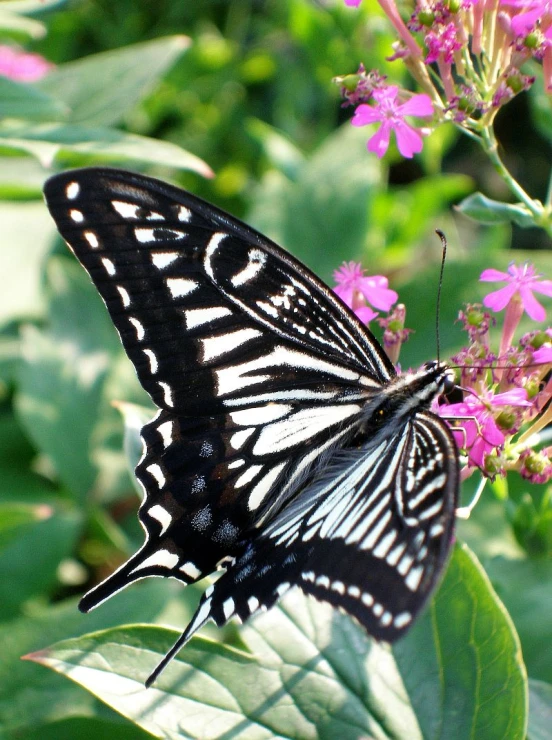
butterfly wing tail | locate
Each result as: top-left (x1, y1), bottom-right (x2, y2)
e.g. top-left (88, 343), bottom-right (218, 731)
top-left (78, 543), bottom-right (203, 613)
top-left (145, 593), bottom-right (214, 688)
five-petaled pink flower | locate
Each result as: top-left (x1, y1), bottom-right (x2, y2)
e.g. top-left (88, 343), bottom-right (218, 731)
top-left (481, 263), bottom-right (552, 322)
top-left (442, 387), bottom-right (532, 469)
top-left (351, 86), bottom-right (434, 158)
top-left (333, 262), bottom-right (397, 324)
top-left (0, 45), bottom-right (53, 82)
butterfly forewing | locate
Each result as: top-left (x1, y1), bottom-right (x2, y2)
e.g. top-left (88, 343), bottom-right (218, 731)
top-left (43, 167), bottom-right (459, 686)
top-left (44, 169), bottom-right (392, 414)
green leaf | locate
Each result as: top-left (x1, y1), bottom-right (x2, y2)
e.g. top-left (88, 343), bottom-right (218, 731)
top-left (0, 76), bottom-right (67, 121)
top-left (0, 6), bottom-right (48, 42)
top-left (394, 544), bottom-right (527, 740)
top-left (0, 122), bottom-right (213, 175)
top-left (0, 200), bottom-right (54, 326)
top-left (15, 257), bottom-right (121, 497)
top-left (0, 506), bottom-right (82, 619)
top-left (528, 679), bottom-right (552, 740)
top-left (0, 582), bottom-right (181, 737)
top-left (484, 556), bottom-right (552, 683)
top-left (457, 192), bottom-right (536, 228)
top-left (33, 545), bottom-right (526, 739)
top-left (249, 123), bottom-right (383, 283)
top-left (0, 501), bottom-right (53, 550)
top-left (37, 35), bottom-right (191, 127)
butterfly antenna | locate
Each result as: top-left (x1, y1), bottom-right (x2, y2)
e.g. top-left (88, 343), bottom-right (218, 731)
top-left (435, 230), bottom-right (448, 364)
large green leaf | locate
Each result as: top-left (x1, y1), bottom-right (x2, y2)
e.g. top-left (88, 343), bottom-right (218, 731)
top-left (37, 35), bottom-right (191, 127)
top-left (15, 256), bottom-right (121, 498)
top-left (31, 544), bottom-right (526, 739)
top-left (0, 505), bottom-right (82, 620)
top-left (249, 124), bottom-right (383, 283)
top-left (0, 76), bottom-right (66, 121)
top-left (0, 122), bottom-right (213, 175)
top-left (0, 581), bottom-right (184, 737)
top-left (0, 200), bottom-right (54, 326)
top-left (484, 556), bottom-right (552, 684)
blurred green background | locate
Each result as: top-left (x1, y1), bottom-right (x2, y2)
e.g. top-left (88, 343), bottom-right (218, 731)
top-left (0, 0), bottom-right (551, 738)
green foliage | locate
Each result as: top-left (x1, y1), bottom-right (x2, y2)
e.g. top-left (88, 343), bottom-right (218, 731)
top-left (0, 1), bottom-right (550, 738)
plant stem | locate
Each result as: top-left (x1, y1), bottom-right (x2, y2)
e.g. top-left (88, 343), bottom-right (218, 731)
top-left (479, 126), bottom-right (549, 230)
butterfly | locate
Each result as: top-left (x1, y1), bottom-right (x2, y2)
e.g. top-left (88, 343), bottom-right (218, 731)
top-left (43, 167), bottom-right (459, 686)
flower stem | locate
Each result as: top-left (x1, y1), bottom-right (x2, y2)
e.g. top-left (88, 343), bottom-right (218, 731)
top-left (479, 126), bottom-right (548, 228)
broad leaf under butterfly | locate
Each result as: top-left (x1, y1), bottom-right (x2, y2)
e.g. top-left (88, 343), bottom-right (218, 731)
top-left (43, 167), bottom-right (459, 686)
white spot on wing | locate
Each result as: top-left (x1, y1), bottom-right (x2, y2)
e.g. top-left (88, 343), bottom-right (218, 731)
top-left (157, 420), bottom-right (173, 447)
top-left (147, 463), bottom-right (165, 487)
top-left (70, 209), bottom-right (84, 223)
top-left (136, 227), bottom-right (185, 243)
top-left (231, 248), bottom-right (266, 287)
top-left (222, 597), bottom-right (235, 620)
top-left (101, 257), bottom-right (116, 276)
top-left (158, 381), bottom-right (173, 406)
top-left (66, 182), bottom-right (80, 199)
top-left (84, 231), bottom-right (99, 248)
top-left (394, 612), bottom-right (412, 629)
top-left (143, 348), bottom-right (159, 373)
top-left (130, 548), bottom-right (179, 573)
top-left (129, 317), bottom-right (145, 340)
top-left (180, 561), bottom-right (202, 580)
top-left (185, 306), bottom-right (233, 330)
top-left (152, 252), bottom-right (179, 269)
top-left (247, 596), bottom-right (260, 613)
top-left (405, 565), bottom-right (424, 591)
top-left (177, 205), bottom-right (192, 222)
top-left (148, 504), bottom-right (172, 535)
top-left (117, 286), bottom-right (130, 307)
top-left (167, 278), bottom-right (198, 298)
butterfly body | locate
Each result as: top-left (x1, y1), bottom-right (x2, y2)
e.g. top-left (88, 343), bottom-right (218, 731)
top-left (43, 168), bottom-right (458, 685)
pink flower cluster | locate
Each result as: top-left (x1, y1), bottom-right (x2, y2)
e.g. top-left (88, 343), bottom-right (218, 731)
top-left (439, 263), bottom-right (552, 481)
top-left (342, 0), bottom-right (552, 157)
top-left (333, 258), bottom-right (552, 484)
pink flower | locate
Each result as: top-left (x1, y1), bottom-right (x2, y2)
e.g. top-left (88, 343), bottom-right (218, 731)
top-left (333, 262), bottom-right (397, 323)
top-left (533, 345), bottom-right (552, 363)
top-left (0, 45), bottom-right (53, 82)
top-left (344, 0), bottom-right (363, 5)
top-left (351, 86), bottom-right (434, 158)
top-left (481, 263), bottom-right (552, 322)
top-left (442, 387), bottom-right (532, 469)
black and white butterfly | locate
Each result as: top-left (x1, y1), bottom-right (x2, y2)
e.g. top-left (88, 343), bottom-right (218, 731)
top-left (44, 167), bottom-right (459, 686)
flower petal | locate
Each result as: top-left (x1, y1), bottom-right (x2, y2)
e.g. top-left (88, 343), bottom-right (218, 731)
top-left (479, 268), bottom-right (510, 282)
top-left (367, 121), bottom-right (392, 158)
top-left (398, 93), bottom-right (434, 117)
top-left (393, 119), bottom-right (424, 158)
top-left (352, 104), bottom-right (382, 126)
top-left (519, 285), bottom-right (546, 321)
top-left (482, 283), bottom-right (517, 312)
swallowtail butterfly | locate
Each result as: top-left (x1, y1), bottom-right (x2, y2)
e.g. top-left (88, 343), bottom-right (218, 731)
top-left (44, 167), bottom-right (459, 686)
